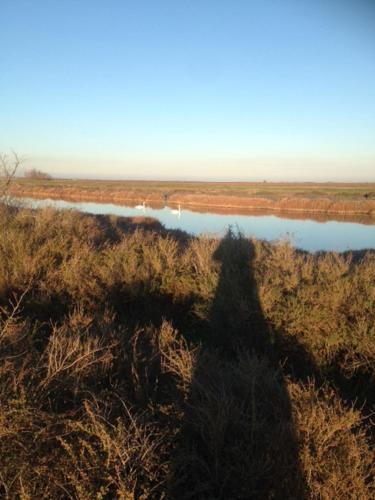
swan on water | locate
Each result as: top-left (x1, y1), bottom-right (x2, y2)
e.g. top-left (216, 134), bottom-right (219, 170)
top-left (171, 204), bottom-right (181, 217)
top-left (135, 201), bottom-right (146, 210)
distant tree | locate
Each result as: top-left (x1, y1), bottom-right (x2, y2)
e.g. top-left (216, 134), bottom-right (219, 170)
top-left (1, 152), bottom-right (20, 201)
top-left (24, 168), bottom-right (52, 180)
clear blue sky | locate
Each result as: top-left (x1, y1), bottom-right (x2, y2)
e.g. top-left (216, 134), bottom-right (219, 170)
top-left (1, 0), bottom-right (374, 181)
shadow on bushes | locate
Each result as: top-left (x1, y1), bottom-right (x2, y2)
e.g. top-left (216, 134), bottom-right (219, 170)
top-left (1, 209), bottom-right (374, 498)
top-left (170, 229), bottom-right (311, 498)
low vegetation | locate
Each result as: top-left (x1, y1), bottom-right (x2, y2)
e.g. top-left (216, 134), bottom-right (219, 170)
top-left (10, 177), bottom-right (375, 217)
top-left (0, 204), bottom-right (374, 498)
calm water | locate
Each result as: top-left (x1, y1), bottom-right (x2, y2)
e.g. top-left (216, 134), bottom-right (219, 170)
top-left (19, 197), bottom-right (375, 253)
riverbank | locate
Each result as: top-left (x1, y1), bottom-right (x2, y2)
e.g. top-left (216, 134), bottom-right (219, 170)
top-left (10, 178), bottom-right (375, 217)
top-left (15, 195), bottom-right (375, 252)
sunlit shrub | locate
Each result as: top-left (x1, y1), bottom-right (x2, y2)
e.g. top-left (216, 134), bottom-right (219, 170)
top-left (1, 205), bottom-right (374, 499)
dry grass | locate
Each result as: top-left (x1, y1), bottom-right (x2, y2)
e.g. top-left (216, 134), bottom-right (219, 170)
top-left (291, 382), bottom-right (374, 499)
top-left (0, 204), bottom-right (374, 498)
top-left (9, 176), bottom-right (375, 216)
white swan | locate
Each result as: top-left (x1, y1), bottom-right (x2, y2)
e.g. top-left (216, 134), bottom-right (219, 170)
top-left (171, 204), bottom-right (181, 217)
top-left (135, 201), bottom-right (145, 210)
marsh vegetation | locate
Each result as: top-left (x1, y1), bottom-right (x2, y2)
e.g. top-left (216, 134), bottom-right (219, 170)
top-left (10, 178), bottom-right (375, 217)
top-left (0, 204), bottom-right (374, 498)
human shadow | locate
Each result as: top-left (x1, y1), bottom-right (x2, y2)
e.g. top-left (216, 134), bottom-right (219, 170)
top-left (208, 228), bottom-right (272, 356)
top-left (171, 229), bottom-right (310, 499)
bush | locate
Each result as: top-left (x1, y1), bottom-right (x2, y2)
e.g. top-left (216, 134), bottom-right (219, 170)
top-left (0, 206), bottom-right (374, 498)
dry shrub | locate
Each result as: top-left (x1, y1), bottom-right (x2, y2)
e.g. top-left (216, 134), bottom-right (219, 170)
top-left (0, 318), bottom-right (178, 498)
top-left (0, 292), bottom-right (29, 346)
top-left (181, 237), bottom-right (219, 319)
top-left (159, 320), bottom-right (197, 392)
top-left (121, 320), bottom-right (195, 408)
top-left (253, 239), bottom-right (375, 382)
top-left (1, 206), bottom-right (374, 499)
top-left (39, 308), bottom-right (119, 408)
top-left (0, 397), bottom-right (169, 499)
top-left (99, 230), bottom-right (159, 298)
top-left (172, 353), bottom-right (374, 500)
top-left (43, 325), bottom-right (112, 386)
top-left (0, 402), bottom-right (62, 498)
top-left (0, 285), bottom-right (40, 403)
top-left (56, 398), bottom-right (169, 499)
top-left (173, 352), bottom-right (305, 499)
top-left (100, 230), bottom-right (187, 299)
top-left (58, 244), bottom-right (103, 305)
top-left (0, 315), bottom-right (38, 408)
top-left (290, 381), bottom-right (375, 499)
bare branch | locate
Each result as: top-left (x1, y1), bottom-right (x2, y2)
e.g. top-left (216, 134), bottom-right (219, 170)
top-left (0, 152), bottom-right (20, 203)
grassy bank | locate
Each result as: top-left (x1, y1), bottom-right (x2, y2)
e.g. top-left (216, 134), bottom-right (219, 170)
top-left (0, 204), bottom-right (374, 498)
top-left (10, 178), bottom-right (375, 217)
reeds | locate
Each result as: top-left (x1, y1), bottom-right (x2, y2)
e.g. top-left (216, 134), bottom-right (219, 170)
top-left (10, 180), bottom-right (375, 216)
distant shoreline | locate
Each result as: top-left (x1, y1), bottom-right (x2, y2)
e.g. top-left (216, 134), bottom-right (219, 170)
top-left (10, 179), bottom-right (375, 220)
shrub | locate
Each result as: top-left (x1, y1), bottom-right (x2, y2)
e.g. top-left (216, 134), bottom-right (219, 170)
top-left (0, 206), bottom-right (374, 498)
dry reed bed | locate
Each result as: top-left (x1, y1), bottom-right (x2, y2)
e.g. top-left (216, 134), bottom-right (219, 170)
top-left (10, 183), bottom-right (375, 216)
top-left (0, 205), bottom-right (374, 499)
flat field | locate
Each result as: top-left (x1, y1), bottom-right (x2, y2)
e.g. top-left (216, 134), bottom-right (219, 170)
top-left (10, 178), bottom-right (375, 217)
top-left (12, 177), bottom-right (375, 197)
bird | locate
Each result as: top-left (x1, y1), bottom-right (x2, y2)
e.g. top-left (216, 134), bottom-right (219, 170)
top-left (135, 201), bottom-right (146, 210)
top-left (171, 204), bottom-right (181, 217)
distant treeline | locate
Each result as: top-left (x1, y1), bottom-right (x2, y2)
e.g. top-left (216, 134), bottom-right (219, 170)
top-left (0, 205), bottom-right (374, 498)
top-left (24, 168), bottom-right (52, 180)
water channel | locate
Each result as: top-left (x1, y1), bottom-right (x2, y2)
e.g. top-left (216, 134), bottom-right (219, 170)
top-left (18, 197), bottom-right (375, 253)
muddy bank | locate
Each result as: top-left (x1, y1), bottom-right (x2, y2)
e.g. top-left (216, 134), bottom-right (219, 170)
top-left (10, 183), bottom-right (375, 219)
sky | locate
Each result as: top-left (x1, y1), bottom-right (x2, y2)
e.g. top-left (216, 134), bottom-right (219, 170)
top-left (1, 0), bottom-right (375, 181)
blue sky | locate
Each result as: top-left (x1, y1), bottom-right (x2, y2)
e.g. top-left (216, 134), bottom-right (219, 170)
top-left (1, 0), bottom-right (374, 181)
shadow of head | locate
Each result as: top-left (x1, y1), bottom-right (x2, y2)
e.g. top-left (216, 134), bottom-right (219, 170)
top-left (210, 227), bottom-right (269, 354)
top-left (213, 226), bottom-right (254, 265)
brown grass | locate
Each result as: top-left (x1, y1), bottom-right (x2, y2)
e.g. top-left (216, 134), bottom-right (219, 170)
top-left (10, 178), bottom-right (375, 217)
top-left (0, 204), bottom-right (374, 498)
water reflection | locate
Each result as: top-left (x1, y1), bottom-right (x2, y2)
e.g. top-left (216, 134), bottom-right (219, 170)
top-left (18, 197), bottom-right (375, 253)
